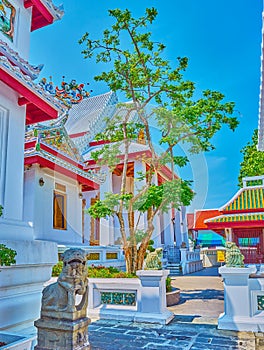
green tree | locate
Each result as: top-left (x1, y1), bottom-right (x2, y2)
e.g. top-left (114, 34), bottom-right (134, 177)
top-left (79, 8), bottom-right (238, 273)
top-left (238, 129), bottom-right (264, 187)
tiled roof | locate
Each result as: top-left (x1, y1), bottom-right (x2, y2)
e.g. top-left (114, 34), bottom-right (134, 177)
top-left (24, 127), bottom-right (106, 185)
top-left (83, 141), bottom-right (150, 161)
top-left (65, 91), bottom-right (117, 135)
top-left (193, 209), bottom-right (220, 230)
top-left (0, 40), bottom-right (43, 79)
top-left (0, 56), bottom-right (66, 113)
top-left (221, 187), bottom-right (264, 212)
top-left (205, 213), bottom-right (264, 224)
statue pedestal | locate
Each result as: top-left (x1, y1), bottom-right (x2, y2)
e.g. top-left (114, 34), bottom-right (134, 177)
top-left (34, 316), bottom-right (90, 350)
top-left (34, 248), bottom-right (90, 350)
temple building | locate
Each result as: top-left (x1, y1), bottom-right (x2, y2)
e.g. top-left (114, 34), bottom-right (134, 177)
top-left (23, 88), bottom-right (189, 251)
top-left (192, 175), bottom-right (264, 264)
top-left (0, 0), bottom-right (66, 337)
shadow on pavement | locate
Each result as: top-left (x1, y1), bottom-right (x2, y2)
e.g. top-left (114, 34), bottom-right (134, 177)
top-left (178, 289), bottom-right (224, 305)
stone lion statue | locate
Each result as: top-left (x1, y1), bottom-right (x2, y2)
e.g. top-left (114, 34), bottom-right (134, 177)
top-left (144, 247), bottom-right (163, 270)
top-left (225, 241), bottom-right (245, 268)
top-left (41, 248), bottom-right (88, 314)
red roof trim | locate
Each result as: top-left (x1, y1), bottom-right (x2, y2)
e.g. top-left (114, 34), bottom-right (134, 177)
top-left (24, 0), bottom-right (54, 31)
top-left (24, 155), bottom-right (99, 190)
top-left (206, 220), bottom-right (264, 230)
top-left (0, 68), bottom-right (58, 124)
top-left (89, 140), bottom-right (111, 147)
top-left (69, 131), bottom-right (87, 138)
top-left (220, 208), bottom-right (264, 214)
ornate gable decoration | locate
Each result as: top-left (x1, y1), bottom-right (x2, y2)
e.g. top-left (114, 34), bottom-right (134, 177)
top-left (39, 77), bottom-right (91, 108)
top-left (221, 187), bottom-right (264, 212)
top-left (26, 125), bottom-right (82, 162)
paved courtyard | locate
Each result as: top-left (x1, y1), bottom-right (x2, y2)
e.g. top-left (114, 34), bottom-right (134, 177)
top-left (88, 267), bottom-right (263, 350)
top-left (168, 266), bottom-right (224, 324)
top-left (88, 319), bottom-right (256, 350)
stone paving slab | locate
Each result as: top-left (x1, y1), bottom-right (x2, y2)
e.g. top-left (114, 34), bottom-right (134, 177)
top-left (88, 318), bottom-right (257, 350)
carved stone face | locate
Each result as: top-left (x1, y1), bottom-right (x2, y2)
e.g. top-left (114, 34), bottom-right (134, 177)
top-left (62, 248), bottom-right (87, 274)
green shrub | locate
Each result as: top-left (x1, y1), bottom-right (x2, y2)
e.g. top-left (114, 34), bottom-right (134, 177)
top-left (52, 261), bottom-right (63, 276)
top-left (166, 277), bottom-right (172, 293)
top-left (88, 265), bottom-right (136, 278)
top-left (0, 244), bottom-right (17, 266)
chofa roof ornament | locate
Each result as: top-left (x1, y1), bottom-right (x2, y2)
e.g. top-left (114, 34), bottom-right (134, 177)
top-left (39, 76), bottom-right (92, 107)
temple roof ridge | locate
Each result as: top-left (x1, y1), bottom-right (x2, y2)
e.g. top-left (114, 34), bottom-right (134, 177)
top-left (0, 39), bottom-right (43, 79)
top-left (0, 55), bottom-right (67, 113)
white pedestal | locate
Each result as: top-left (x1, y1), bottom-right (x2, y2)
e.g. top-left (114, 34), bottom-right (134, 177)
top-left (136, 270), bottom-right (174, 324)
top-left (218, 265), bottom-right (258, 331)
top-left (0, 240), bottom-right (57, 333)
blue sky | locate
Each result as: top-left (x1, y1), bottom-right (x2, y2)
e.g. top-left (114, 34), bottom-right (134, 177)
top-left (30, 0), bottom-right (263, 211)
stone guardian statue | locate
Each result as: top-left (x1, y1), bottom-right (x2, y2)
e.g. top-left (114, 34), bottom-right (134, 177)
top-left (34, 248), bottom-right (90, 350)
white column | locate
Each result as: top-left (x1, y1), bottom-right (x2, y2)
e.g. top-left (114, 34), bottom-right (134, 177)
top-left (149, 171), bottom-right (161, 247)
top-left (134, 160), bottom-right (146, 232)
top-left (174, 210), bottom-right (182, 247)
top-left (180, 206), bottom-right (189, 246)
top-left (163, 210), bottom-right (174, 245)
top-left (100, 166), bottom-right (114, 245)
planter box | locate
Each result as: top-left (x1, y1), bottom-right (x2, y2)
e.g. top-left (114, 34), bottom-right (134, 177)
top-left (166, 289), bottom-right (180, 306)
top-left (0, 333), bottom-right (34, 350)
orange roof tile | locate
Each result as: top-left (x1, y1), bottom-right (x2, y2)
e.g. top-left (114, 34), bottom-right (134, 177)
top-left (193, 209), bottom-right (220, 230)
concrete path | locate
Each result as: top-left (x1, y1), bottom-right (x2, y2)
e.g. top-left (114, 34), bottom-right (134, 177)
top-left (88, 267), bottom-right (261, 349)
top-left (168, 266), bottom-right (224, 324)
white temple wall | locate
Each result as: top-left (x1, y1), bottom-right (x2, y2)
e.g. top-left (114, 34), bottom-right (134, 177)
top-left (0, 83), bottom-right (25, 225)
top-left (23, 165), bottom-right (36, 225)
top-left (24, 166), bottom-right (83, 244)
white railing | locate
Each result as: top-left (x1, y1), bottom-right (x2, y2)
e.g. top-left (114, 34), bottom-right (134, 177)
top-left (180, 248), bottom-right (203, 275)
top-left (58, 245), bottom-right (126, 270)
top-left (88, 270), bottom-right (173, 324)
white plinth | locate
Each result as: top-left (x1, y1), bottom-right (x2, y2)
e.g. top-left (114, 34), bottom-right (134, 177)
top-left (0, 240), bottom-right (57, 332)
top-left (218, 265), bottom-right (259, 331)
top-left (136, 269), bottom-right (174, 324)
